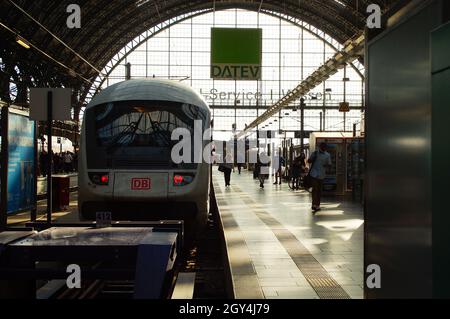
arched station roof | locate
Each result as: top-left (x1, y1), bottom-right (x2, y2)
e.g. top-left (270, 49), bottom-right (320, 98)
top-left (0, 0), bottom-right (403, 112)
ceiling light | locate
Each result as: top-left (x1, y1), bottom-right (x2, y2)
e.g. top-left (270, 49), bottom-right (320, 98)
top-left (136, 0), bottom-right (150, 7)
top-left (16, 36), bottom-right (30, 49)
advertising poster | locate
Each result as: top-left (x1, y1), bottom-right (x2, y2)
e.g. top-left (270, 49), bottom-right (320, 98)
top-left (7, 111), bottom-right (36, 214)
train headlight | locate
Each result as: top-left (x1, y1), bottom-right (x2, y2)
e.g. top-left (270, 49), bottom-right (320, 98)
top-left (173, 174), bottom-right (195, 187)
top-left (89, 173), bottom-right (109, 186)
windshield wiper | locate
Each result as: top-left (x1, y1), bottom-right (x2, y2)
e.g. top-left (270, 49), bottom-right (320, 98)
top-left (149, 116), bottom-right (172, 147)
top-left (105, 113), bottom-right (144, 154)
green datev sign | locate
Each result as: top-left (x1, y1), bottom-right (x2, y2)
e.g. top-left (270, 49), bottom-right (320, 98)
top-left (211, 28), bottom-right (262, 80)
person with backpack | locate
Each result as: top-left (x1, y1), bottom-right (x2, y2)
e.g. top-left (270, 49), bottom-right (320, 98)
top-left (258, 152), bottom-right (270, 189)
top-left (219, 153), bottom-right (234, 187)
top-left (308, 143), bottom-right (332, 212)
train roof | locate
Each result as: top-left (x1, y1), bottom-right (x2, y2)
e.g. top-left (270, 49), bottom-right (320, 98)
top-left (86, 79), bottom-right (210, 111)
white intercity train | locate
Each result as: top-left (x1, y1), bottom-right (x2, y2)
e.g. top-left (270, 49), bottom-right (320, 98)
top-left (78, 79), bottom-right (211, 235)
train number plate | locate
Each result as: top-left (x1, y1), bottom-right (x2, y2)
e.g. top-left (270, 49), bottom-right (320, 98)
top-left (131, 178), bottom-right (151, 190)
top-left (96, 212), bottom-right (112, 228)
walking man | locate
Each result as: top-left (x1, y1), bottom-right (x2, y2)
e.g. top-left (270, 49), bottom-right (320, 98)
top-left (308, 143), bottom-right (332, 212)
top-left (222, 153), bottom-right (234, 187)
top-left (258, 152), bottom-right (270, 189)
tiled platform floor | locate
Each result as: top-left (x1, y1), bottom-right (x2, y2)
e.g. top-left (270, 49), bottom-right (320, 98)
top-left (213, 169), bottom-right (364, 299)
top-left (7, 192), bottom-right (79, 226)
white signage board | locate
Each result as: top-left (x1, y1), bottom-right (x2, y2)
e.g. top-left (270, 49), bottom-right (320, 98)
top-left (30, 88), bottom-right (72, 121)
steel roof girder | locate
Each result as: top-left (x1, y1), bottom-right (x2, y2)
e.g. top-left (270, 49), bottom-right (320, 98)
top-left (236, 31), bottom-right (366, 138)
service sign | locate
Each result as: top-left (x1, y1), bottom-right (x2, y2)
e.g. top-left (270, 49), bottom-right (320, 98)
top-left (211, 28), bottom-right (262, 80)
top-left (7, 110), bottom-right (36, 214)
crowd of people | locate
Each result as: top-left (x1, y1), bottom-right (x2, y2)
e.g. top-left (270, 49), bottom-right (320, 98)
top-left (38, 150), bottom-right (78, 177)
top-left (218, 142), bottom-right (331, 213)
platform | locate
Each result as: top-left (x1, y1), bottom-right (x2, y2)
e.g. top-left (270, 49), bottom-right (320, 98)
top-left (213, 169), bottom-right (364, 299)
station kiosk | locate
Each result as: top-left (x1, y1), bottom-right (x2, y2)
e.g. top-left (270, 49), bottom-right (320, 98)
top-left (309, 132), bottom-right (365, 196)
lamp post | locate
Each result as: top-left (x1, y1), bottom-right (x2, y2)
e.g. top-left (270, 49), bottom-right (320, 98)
top-left (300, 97), bottom-right (306, 152)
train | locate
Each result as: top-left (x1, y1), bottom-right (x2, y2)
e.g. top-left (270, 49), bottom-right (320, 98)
top-left (78, 79), bottom-right (212, 236)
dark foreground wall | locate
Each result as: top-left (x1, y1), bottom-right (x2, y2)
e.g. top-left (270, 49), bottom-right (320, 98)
top-left (366, 0), bottom-right (449, 298)
top-left (431, 19), bottom-right (450, 299)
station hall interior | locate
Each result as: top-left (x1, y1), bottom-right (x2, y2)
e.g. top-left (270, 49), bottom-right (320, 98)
top-left (0, 0), bottom-right (449, 300)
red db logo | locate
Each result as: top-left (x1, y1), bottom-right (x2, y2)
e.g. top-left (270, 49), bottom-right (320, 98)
top-left (131, 178), bottom-right (151, 190)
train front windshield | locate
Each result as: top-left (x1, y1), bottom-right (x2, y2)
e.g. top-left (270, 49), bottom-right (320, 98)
top-left (85, 100), bottom-right (207, 170)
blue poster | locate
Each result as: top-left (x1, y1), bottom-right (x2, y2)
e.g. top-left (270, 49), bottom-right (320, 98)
top-left (7, 111), bottom-right (36, 214)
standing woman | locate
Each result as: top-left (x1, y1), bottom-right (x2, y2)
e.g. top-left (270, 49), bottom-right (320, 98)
top-left (258, 152), bottom-right (270, 189)
top-left (222, 153), bottom-right (234, 187)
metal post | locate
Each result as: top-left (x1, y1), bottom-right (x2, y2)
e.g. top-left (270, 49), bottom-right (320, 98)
top-left (146, 34), bottom-right (149, 79)
top-left (210, 118), bottom-right (213, 193)
top-left (256, 129), bottom-right (260, 153)
top-left (279, 111), bottom-right (281, 134)
top-left (343, 65), bottom-right (347, 132)
top-left (46, 91), bottom-right (53, 224)
top-left (234, 9), bottom-right (237, 133)
top-left (125, 63), bottom-right (131, 80)
top-left (0, 107), bottom-right (9, 230)
top-left (168, 26), bottom-right (171, 79)
top-left (256, 11), bottom-right (260, 155)
top-left (283, 131), bottom-right (287, 178)
top-left (300, 98), bottom-right (305, 152)
top-left (320, 112), bottom-right (323, 132)
top-left (190, 18), bottom-right (193, 86)
top-left (279, 16), bottom-right (282, 138)
top-left (234, 80), bottom-right (237, 135)
top-left (323, 31), bottom-right (327, 135)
